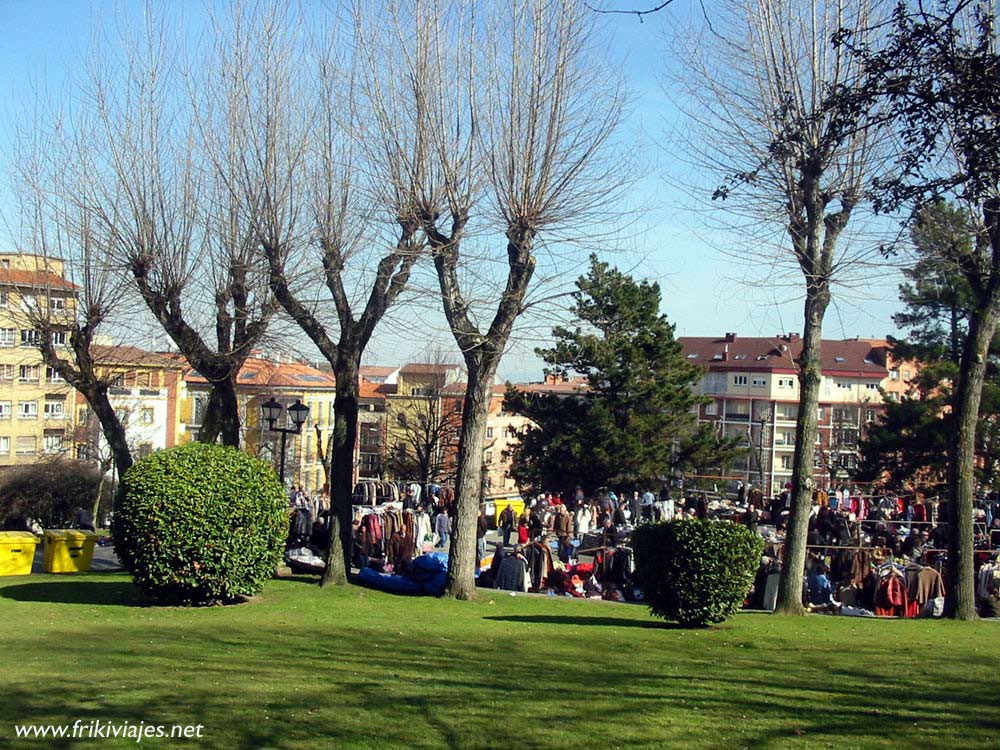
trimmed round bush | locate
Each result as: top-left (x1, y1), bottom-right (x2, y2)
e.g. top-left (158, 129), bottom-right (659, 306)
top-left (112, 443), bottom-right (287, 605)
top-left (633, 519), bottom-right (763, 627)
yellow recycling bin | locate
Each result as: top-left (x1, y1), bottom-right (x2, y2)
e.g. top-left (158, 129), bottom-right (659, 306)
top-left (43, 529), bottom-right (98, 573)
top-left (0, 531), bottom-right (40, 576)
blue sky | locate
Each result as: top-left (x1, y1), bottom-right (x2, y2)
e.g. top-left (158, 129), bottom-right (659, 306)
top-left (0, 0), bottom-right (904, 381)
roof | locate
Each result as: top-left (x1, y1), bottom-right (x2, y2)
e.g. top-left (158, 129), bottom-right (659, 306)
top-left (399, 362), bottom-right (460, 375)
top-left (513, 378), bottom-right (589, 396)
top-left (0, 269), bottom-right (79, 292)
top-left (360, 365), bottom-right (398, 378)
top-left (678, 335), bottom-right (888, 377)
top-left (91, 345), bottom-right (184, 369)
top-left (184, 356), bottom-right (337, 390)
top-left (359, 379), bottom-right (388, 400)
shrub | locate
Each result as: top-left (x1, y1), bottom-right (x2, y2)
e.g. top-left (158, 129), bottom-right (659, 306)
top-left (632, 519), bottom-right (763, 627)
top-left (0, 458), bottom-right (113, 530)
top-left (112, 443), bottom-right (287, 605)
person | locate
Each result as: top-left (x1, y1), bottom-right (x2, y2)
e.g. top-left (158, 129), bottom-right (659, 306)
top-left (517, 513), bottom-right (530, 545)
top-left (806, 564), bottom-right (836, 610)
top-left (435, 508), bottom-right (451, 549)
top-left (529, 506), bottom-right (544, 541)
top-left (553, 504), bottom-right (573, 564)
top-left (498, 504), bottom-right (516, 547)
top-left (695, 494), bottom-right (708, 521)
top-left (735, 481), bottom-right (746, 505)
top-left (72, 507), bottom-right (96, 532)
top-left (574, 503), bottom-right (592, 538)
top-left (641, 487), bottom-right (655, 522)
top-left (476, 508), bottom-right (489, 567)
top-left (742, 504), bottom-right (758, 533)
top-left (612, 499), bottom-right (627, 526)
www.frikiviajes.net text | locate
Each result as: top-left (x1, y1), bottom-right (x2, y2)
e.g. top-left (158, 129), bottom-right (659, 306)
top-left (13, 721), bottom-right (205, 742)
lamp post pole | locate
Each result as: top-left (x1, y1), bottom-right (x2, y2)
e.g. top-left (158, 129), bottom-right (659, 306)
top-left (260, 397), bottom-right (310, 486)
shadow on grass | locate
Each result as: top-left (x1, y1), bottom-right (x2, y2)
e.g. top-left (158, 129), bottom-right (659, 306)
top-left (0, 580), bottom-right (147, 607)
top-left (483, 614), bottom-right (680, 629)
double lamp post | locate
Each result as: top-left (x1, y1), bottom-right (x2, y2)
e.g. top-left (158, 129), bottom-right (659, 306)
top-left (260, 397), bottom-right (310, 483)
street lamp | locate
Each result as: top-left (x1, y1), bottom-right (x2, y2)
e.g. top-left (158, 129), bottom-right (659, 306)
top-left (260, 397), bottom-right (310, 483)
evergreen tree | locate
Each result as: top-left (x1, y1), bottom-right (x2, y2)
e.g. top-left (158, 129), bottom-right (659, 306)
top-left (505, 256), bottom-right (743, 496)
top-left (857, 202), bottom-right (1000, 491)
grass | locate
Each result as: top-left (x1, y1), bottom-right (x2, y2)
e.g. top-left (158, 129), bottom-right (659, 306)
top-left (0, 573), bottom-right (997, 750)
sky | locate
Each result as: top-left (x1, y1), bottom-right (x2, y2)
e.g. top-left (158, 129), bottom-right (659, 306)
top-left (0, 0), bottom-right (906, 382)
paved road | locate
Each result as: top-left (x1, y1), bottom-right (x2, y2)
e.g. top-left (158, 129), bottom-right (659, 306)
top-left (29, 540), bottom-right (122, 574)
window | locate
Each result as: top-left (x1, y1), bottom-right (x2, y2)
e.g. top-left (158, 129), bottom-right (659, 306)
top-left (865, 382), bottom-right (879, 390)
top-left (0, 328), bottom-right (13, 347)
top-left (780, 454), bottom-right (793, 470)
top-left (78, 406), bottom-right (90, 424)
top-left (817, 407), bottom-right (825, 421)
top-left (778, 430), bottom-right (795, 446)
top-left (777, 404), bottom-right (798, 420)
top-left (836, 380), bottom-right (852, 389)
top-left (52, 331), bottom-right (68, 346)
top-left (902, 369), bottom-right (911, 380)
top-left (45, 367), bottom-right (64, 383)
top-left (889, 369), bottom-right (899, 380)
top-left (396, 412), bottom-right (407, 428)
top-left (865, 408), bottom-right (878, 423)
top-left (833, 408), bottom-right (853, 423)
top-left (20, 294), bottom-right (38, 312)
top-left (777, 377), bottom-right (794, 388)
top-left (192, 396), bottom-right (207, 426)
top-left (0, 291), bottom-right (6, 308)
top-left (18, 401), bottom-right (38, 419)
top-left (15, 436), bottom-right (36, 455)
top-left (49, 297), bottom-right (65, 311)
top-left (43, 401), bottom-right (65, 419)
top-left (43, 432), bottom-right (63, 454)
top-left (751, 377), bottom-right (767, 387)
top-left (733, 375), bottom-right (748, 386)
top-left (505, 425), bottom-right (518, 438)
top-left (705, 401), bottom-right (717, 416)
top-left (0, 364), bottom-right (13, 381)
top-left (136, 443), bottom-right (154, 459)
top-left (0, 259), bottom-right (8, 268)
top-left (486, 427), bottom-right (494, 439)
top-left (484, 450), bottom-right (493, 464)
top-left (0, 401), bottom-right (10, 419)
top-left (19, 365), bottom-right (40, 383)
top-left (0, 436), bottom-right (8, 454)
top-left (141, 407), bottom-right (155, 424)
top-left (395, 443), bottom-right (407, 461)
top-left (20, 329), bottom-right (39, 346)
top-left (686, 353), bottom-right (698, 359)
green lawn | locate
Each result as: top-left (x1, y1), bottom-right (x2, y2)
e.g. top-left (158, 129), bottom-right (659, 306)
top-left (0, 574), bottom-right (996, 750)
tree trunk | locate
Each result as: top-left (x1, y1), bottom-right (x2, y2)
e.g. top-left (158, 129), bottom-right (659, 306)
top-left (946, 304), bottom-right (1000, 619)
top-left (199, 375), bottom-right (241, 447)
top-left (775, 286), bottom-right (829, 615)
top-left (444, 359), bottom-right (496, 599)
top-left (321, 352), bottom-right (360, 586)
top-left (87, 384), bottom-right (134, 481)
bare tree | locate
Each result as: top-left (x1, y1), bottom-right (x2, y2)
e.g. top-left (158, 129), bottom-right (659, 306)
top-left (365, 0), bottom-right (627, 597)
top-left (198, 3), bottom-right (422, 584)
top-left (673, 0), bottom-right (886, 614)
top-left (76, 7), bottom-right (279, 448)
top-left (11, 117), bottom-right (136, 481)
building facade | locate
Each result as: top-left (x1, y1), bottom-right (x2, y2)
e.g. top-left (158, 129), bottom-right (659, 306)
top-left (679, 333), bottom-right (903, 497)
top-left (0, 254), bottom-right (78, 468)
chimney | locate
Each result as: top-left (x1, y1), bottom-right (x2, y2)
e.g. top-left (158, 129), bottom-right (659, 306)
top-left (724, 332), bottom-right (737, 343)
top-left (723, 343), bottom-right (730, 361)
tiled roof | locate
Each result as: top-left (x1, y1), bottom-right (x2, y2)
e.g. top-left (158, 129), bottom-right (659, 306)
top-left (678, 335), bottom-right (888, 377)
top-left (359, 379), bottom-right (388, 400)
top-left (400, 362), bottom-right (460, 375)
top-left (184, 357), bottom-right (337, 389)
top-left (360, 365), bottom-right (398, 378)
top-left (91, 345), bottom-right (184, 369)
top-left (0, 269), bottom-right (79, 291)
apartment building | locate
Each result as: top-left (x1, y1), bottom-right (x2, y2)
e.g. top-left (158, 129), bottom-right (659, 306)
top-left (73, 345), bottom-right (184, 464)
top-left (0, 254), bottom-right (78, 467)
top-left (679, 333), bottom-right (901, 496)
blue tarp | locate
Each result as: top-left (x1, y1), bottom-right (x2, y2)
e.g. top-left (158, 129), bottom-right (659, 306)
top-left (356, 552), bottom-right (450, 596)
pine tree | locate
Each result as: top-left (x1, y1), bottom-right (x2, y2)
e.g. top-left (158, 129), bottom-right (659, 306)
top-left (506, 256), bottom-right (743, 496)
